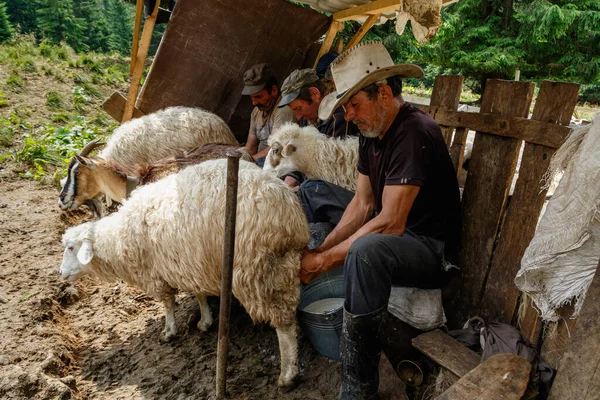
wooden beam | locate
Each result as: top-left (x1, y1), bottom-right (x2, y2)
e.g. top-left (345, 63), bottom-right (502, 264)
top-left (548, 260), bottom-right (600, 399)
top-left (345, 14), bottom-right (380, 50)
top-left (123, 0), bottom-right (160, 123)
top-left (412, 330), bottom-right (480, 378)
top-left (334, 0), bottom-right (459, 22)
top-left (102, 91), bottom-right (145, 122)
top-left (429, 75), bottom-right (464, 147)
top-left (313, 20), bottom-right (343, 69)
top-left (410, 105), bottom-right (571, 149)
top-left (130, 0), bottom-right (144, 75)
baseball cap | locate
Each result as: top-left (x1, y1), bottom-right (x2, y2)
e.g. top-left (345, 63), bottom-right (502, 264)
top-left (241, 63), bottom-right (274, 95)
top-left (277, 69), bottom-right (319, 108)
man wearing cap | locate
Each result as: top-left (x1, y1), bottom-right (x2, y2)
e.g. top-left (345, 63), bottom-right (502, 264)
top-left (300, 41), bottom-right (461, 398)
top-left (242, 63), bottom-right (295, 165)
top-left (278, 68), bottom-right (359, 139)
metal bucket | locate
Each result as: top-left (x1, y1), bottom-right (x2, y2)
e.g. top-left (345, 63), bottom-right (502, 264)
top-left (297, 266), bottom-right (345, 362)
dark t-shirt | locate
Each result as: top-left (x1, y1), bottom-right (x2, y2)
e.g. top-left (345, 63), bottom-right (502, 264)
top-left (300, 106), bottom-right (360, 139)
top-left (357, 103), bottom-right (461, 262)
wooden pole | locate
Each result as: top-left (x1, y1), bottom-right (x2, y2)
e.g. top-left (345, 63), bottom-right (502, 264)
top-left (215, 151), bottom-right (241, 399)
top-left (344, 14), bottom-right (380, 50)
top-left (129, 0), bottom-right (144, 75)
top-left (313, 20), bottom-right (343, 69)
top-left (122, 0), bottom-right (160, 123)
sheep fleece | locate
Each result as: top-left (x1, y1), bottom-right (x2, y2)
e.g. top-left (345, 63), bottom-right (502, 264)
top-left (99, 106), bottom-right (238, 166)
top-left (63, 160), bottom-right (310, 327)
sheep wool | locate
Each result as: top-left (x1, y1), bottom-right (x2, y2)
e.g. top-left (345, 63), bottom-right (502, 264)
top-left (99, 106), bottom-right (238, 166)
top-left (265, 123), bottom-right (359, 191)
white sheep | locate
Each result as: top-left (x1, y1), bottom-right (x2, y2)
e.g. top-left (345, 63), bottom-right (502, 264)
top-left (99, 106), bottom-right (238, 166)
top-left (264, 123), bottom-right (359, 191)
top-left (59, 159), bottom-right (309, 388)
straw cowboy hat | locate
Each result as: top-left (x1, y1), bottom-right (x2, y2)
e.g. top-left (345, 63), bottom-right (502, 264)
top-left (318, 41), bottom-right (424, 121)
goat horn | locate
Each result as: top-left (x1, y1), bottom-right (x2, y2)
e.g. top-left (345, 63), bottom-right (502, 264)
top-left (79, 139), bottom-right (106, 157)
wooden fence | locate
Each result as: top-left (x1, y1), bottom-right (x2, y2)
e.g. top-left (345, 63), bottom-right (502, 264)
top-left (411, 76), bottom-right (580, 371)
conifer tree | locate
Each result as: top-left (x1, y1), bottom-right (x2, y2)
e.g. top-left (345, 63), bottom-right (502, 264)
top-left (74, 0), bottom-right (111, 53)
top-left (37, 0), bottom-right (88, 52)
top-left (0, 2), bottom-right (14, 42)
top-left (5, 0), bottom-right (37, 34)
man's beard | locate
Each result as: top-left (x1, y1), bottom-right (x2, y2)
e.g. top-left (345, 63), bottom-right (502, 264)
top-left (257, 97), bottom-right (276, 112)
top-left (354, 107), bottom-right (388, 138)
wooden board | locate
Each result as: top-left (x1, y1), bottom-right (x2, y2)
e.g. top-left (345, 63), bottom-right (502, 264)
top-left (548, 261), bottom-right (600, 399)
top-left (411, 105), bottom-right (571, 149)
top-left (345, 14), bottom-right (380, 50)
top-left (449, 127), bottom-right (468, 173)
top-left (429, 75), bottom-right (464, 147)
top-left (412, 329), bottom-right (480, 378)
top-left (313, 20), bottom-right (342, 69)
top-left (333, 0), bottom-right (458, 22)
top-left (478, 81), bottom-right (580, 323)
top-left (452, 79), bottom-right (534, 326)
top-left (518, 295), bottom-right (544, 347)
top-left (102, 91), bottom-right (145, 122)
top-left (540, 303), bottom-right (578, 369)
top-left (436, 353), bottom-right (531, 400)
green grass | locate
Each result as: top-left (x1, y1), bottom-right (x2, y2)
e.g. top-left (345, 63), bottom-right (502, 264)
top-left (46, 91), bottom-right (64, 111)
top-left (6, 71), bottom-right (23, 92)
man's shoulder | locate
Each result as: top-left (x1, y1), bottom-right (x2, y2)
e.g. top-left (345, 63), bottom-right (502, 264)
top-left (274, 104), bottom-right (294, 120)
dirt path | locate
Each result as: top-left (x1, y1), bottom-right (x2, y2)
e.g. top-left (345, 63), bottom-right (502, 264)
top-left (0, 178), bottom-right (340, 399)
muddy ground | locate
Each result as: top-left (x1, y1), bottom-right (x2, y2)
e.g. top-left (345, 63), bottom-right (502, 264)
top-left (0, 176), bottom-right (342, 399)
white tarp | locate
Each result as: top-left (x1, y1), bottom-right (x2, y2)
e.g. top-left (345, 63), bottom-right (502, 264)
top-left (515, 112), bottom-right (600, 322)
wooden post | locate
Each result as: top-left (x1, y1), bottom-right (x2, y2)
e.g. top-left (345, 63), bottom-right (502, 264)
top-left (429, 75), bottom-right (464, 148)
top-left (122, 0), bottom-right (160, 123)
top-left (344, 14), bottom-right (380, 50)
top-left (449, 127), bottom-right (468, 172)
top-left (548, 260), bottom-right (600, 399)
top-left (478, 81), bottom-right (579, 324)
top-left (313, 20), bottom-right (343, 69)
top-left (451, 80), bottom-right (534, 327)
top-left (130, 0), bottom-right (144, 75)
top-left (215, 151), bottom-right (241, 399)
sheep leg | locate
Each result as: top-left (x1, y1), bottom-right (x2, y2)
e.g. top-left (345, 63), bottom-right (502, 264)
top-left (275, 323), bottom-right (299, 389)
top-left (160, 295), bottom-right (177, 342)
top-left (195, 294), bottom-right (213, 332)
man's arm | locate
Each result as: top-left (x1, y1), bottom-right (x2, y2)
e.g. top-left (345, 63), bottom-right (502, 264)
top-left (246, 133), bottom-right (258, 156)
top-left (300, 183), bottom-right (420, 284)
top-left (252, 145), bottom-right (270, 160)
top-left (317, 173), bottom-right (374, 252)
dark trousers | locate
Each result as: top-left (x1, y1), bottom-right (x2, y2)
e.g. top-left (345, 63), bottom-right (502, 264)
top-left (344, 232), bottom-right (447, 315)
top-left (297, 179), bottom-right (355, 225)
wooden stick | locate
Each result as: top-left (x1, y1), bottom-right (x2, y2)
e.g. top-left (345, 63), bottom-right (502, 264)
top-left (130, 0), bottom-right (144, 75)
top-left (215, 151), bottom-right (242, 399)
top-left (345, 14), bottom-right (380, 50)
top-left (122, 0), bottom-right (160, 123)
top-left (313, 20), bottom-right (343, 69)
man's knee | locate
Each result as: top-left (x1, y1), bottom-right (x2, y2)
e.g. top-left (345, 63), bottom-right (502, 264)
top-left (348, 234), bottom-right (385, 261)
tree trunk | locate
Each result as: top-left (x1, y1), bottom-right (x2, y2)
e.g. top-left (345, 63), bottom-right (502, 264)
top-left (502, 0), bottom-right (513, 28)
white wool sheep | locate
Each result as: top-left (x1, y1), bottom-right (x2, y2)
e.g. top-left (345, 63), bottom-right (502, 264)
top-left (59, 159), bottom-right (309, 388)
top-left (99, 106), bottom-right (238, 166)
top-left (264, 123), bottom-right (359, 191)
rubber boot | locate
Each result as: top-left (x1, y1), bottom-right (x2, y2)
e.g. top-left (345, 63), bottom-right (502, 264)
top-left (339, 305), bottom-right (387, 400)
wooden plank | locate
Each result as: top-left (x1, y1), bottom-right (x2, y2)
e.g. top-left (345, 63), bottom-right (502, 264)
top-left (345, 14), bottom-right (380, 50)
top-left (540, 303), bottom-right (578, 369)
top-left (518, 295), bottom-right (544, 347)
top-left (334, 0), bottom-right (458, 22)
top-left (410, 105), bottom-right (571, 149)
top-left (450, 127), bottom-right (468, 172)
top-left (313, 20), bottom-right (343, 69)
top-left (102, 91), bottom-right (145, 122)
top-left (429, 75), bottom-right (464, 147)
top-left (478, 81), bottom-right (580, 323)
top-left (123, 0), bottom-right (160, 122)
top-left (436, 354), bottom-right (531, 400)
top-left (130, 0), bottom-right (144, 75)
top-left (548, 261), bottom-right (600, 400)
top-left (452, 79), bottom-right (534, 326)
top-left (412, 329), bottom-right (480, 378)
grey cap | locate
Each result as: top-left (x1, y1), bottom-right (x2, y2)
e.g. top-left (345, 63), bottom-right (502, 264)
top-left (278, 69), bottom-right (319, 108)
top-left (241, 63), bottom-right (274, 95)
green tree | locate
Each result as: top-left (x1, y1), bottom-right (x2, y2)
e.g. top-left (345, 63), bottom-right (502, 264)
top-left (37, 0), bottom-right (88, 52)
top-left (106, 0), bottom-right (135, 55)
top-left (5, 0), bottom-right (38, 34)
top-left (0, 2), bottom-right (15, 42)
top-left (74, 0), bottom-right (111, 53)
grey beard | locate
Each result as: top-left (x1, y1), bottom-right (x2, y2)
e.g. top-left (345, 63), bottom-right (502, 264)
top-left (360, 127), bottom-right (382, 138)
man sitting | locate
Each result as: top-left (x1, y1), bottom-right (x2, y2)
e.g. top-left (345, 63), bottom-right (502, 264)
top-left (241, 63), bottom-right (295, 166)
top-left (300, 41), bottom-right (461, 399)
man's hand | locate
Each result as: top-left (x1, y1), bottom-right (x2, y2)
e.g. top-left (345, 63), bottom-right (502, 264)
top-left (300, 248), bottom-right (325, 285)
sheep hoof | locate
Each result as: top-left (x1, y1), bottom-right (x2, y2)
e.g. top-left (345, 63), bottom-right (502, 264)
top-left (277, 375), bottom-right (298, 391)
top-left (159, 331), bottom-right (177, 343)
top-left (197, 320), bottom-right (211, 332)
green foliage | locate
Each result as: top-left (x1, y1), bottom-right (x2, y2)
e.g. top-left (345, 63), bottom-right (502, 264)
top-left (5, 0), bottom-right (37, 34)
top-left (0, 2), bottom-right (14, 42)
top-left (0, 117), bottom-right (16, 146)
top-left (36, 0), bottom-right (87, 52)
top-left (45, 91), bottom-right (64, 110)
top-left (6, 70), bottom-right (23, 91)
top-left (52, 112), bottom-right (70, 123)
top-left (0, 90), bottom-right (8, 107)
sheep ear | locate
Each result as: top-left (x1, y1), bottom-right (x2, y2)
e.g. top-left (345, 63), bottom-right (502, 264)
top-left (282, 144), bottom-right (296, 157)
top-left (77, 241), bottom-right (94, 265)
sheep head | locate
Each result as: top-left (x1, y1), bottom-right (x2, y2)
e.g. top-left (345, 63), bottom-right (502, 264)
top-left (60, 224), bottom-right (95, 281)
top-left (264, 123), bottom-right (318, 177)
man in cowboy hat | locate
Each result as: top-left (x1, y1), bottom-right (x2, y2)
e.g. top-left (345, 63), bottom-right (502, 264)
top-left (242, 63), bottom-right (295, 166)
top-left (278, 68), bottom-right (359, 139)
top-left (300, 41), bottom-right (461, 398)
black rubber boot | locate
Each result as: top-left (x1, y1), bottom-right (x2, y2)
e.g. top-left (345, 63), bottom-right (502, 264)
top-left (339, 305), bottom-right (387, 400)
